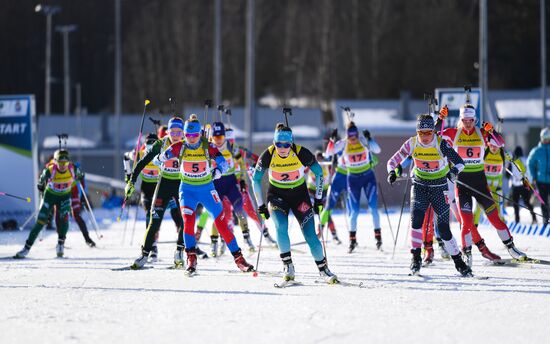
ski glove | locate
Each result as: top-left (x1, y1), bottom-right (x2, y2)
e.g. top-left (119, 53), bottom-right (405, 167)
top-left (239, 179), bottom-right (247, 193)
top-left (482, 121), bottom-right (494, 134)
top-left (124, 174), bottom-right (131, 183)
top-left (446, 166), bottom-right (459, 183)
top-left (330, 129), bottom-right (338, 140)
top-left (124, 182), bottom-right (135, 198)
top-left (37, 183), bottom-right (45, 192)
top-left (258, 204), bottom-right (270, 220)
top-left (438, 105), bottom-right (449, 120)
top-left (211, 168), bottom-right (222, 180)
top-left (158, 148), bottom-right (175, 163)
top-left (363, 130), bottom-right (371, 140)
top-left (395, 164), bottom-right (403, 177)
top-left (387, 171), bottom-right (397, 185)
top-left (313, 198), bottom-right (323, 214)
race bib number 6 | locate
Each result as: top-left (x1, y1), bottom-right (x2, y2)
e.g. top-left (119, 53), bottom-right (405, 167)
top-left (458, 147), bottom-right (481, 159)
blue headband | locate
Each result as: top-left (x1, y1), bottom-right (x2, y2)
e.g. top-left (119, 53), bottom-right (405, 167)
top-left (347, 126), bottom-right (358, 136)
top-left (274, 130), bottom-right (293, 143)
top-left (184, 121), bottom-right (201, 134)
top-left (168, 118), bottom-right (184, 130)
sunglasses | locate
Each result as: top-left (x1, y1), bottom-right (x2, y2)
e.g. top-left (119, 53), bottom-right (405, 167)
top-left (185, 133), bottom-right (200, 138)
top-left (275, 142), bottom-right (292, 148)
top-left (57, 160), bottom-right (69, 166)
top-left (212, 135), bottom-right (225, 140)
top-left (170, 130), bottom-right (184, 136)
top-left (417, 130), bottom-right (434, 136)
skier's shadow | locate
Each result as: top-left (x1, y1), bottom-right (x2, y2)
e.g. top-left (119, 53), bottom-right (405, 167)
top-left (0, 284), bottom-right (280, 296)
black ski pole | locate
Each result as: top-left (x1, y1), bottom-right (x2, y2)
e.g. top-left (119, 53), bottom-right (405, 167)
top-left (377, 182), bottom-right (395, 244)
top-left (454, 179), bottom-right (545, 218)
top-left (217, 104), bottom-right (224, 122)
top-left (225, 108), bottom-right (232, 128)
top-left (392, 176), bottom-right (410, 259)
top-left (118, 99), bottom-right (150, 222)
top-left (282, 107), bottom-right (292, 127)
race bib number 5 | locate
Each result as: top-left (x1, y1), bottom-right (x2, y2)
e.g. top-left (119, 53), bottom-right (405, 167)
top-left (183, 161), bottom-right (207, 174)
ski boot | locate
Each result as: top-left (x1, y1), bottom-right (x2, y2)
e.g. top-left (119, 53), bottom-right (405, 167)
top-left (14, 246), bottom-right (30, 259)
top-left (131, 254), bottom-right (148, 270)
top-left (374, 228), bottom-right (382, 250)
top-left (85, 238), bottom-right (96, 248)
top-left (56, 241), bottom-right (65, 258)
top-left (243, 231), bottom-right (255, 252)
top-left (262, 228), bottom-right (278, 247)
top-left (423, 241), bottom-right (434, 266)
top-left (436, 238), bottom-right (451, 260)
top-left (462, 246), bottom-right (473, 267)
top-left (186, 250), bottom-right (198, 275)
top-left (196, 246), bottom-right (208, 259)
top-left (210, 236), bottom-right (219, 257)
top-left (281, 252), bottom-right (295, 281)
top-left (503, 238), bottom-right (527, 260)
top-left (475, 239), bottom-right (501, 262)
top-left (331, 232), bottom-right (342, 245)
top-left (410, 248), bottom-right (422, 275)
top-left (348, 232), bottom-right (358, 254)
top-left (316, 258), bottom-right (338, 284)
top-left (174, 248), bottom-right (185, 269)
top-left (219, 238), bottom-right (226, 256)
top-left (149, 245), bottom-right (158, 263)
top-left (452, 253), bottom-right (473, 276)
top-left (233, 250), bottom-right (254, 272)
top-left (283, 263), bottom-right (296, 281)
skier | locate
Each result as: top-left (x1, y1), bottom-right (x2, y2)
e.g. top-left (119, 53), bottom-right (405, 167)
top-left (325, 122), bottom-right (382, 253)
top-left (43, 156), bottom-right (96, 247)
top-left (306, 150), bottom-right (340, 243)
top-left (15, 149), bottom-right (84, 258)
top-left (227, 127), bottom-right (277, 246)
top-left (438, 103), bottom-right (527, 260)
top-left (124, 132), bottom-right (163, 261)
top-left (527, 127), bottom-right (550, 226)
top-left (508, 146), bottom-right (537, 224)
top-left (125, 117), bottom-right (186, 269)
top-left (208, 121), bottom-right (256, 252)
top-left (252, 123), bottom-right (338, 284)
top-left (387, 114), bottom-right (471, 276)
top-left (320, 130), bottom-right (349, 244)
top-left (155, 115), bottom-right (254, 275)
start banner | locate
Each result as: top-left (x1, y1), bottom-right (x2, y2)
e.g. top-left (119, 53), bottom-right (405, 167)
top-left (0, 95), bottom-right (38, 227)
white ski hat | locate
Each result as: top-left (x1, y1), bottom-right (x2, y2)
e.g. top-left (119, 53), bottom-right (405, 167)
top-left (540, 127), bottom-right (550, 141)
top-left (459, 105), bottom-right (476, 119)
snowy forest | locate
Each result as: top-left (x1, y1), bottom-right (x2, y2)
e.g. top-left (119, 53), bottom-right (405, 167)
top-left (0, 0), bottom-right (546, 113)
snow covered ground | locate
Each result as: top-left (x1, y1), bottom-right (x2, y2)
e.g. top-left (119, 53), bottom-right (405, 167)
top-left (1, 207), bottom-right (550, 344)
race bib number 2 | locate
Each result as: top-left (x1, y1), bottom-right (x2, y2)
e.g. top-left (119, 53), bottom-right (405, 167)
top-left (271, 170), bottom-right (301, 182)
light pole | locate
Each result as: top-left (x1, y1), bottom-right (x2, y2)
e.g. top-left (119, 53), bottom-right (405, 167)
top-left (114, 0), bottom-right (122, 178)
top-left (244, 0), bottom-right (255, 150)
top-left (542, 0), bottom-right (547, 127)
top-left (479, 0), bottom-right (488, 123)
top-left (214, 0), bottom-right (222, 106)
top-left (56, 25), bottom-right (77, 117)
top-left (35, 4), bottom-right (61, 116)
